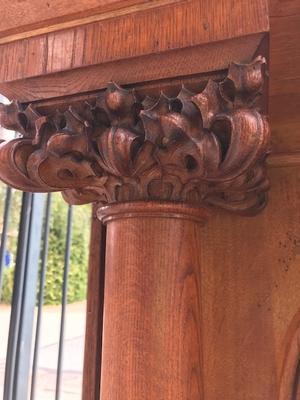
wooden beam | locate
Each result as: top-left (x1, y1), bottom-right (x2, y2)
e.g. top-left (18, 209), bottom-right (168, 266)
top-left (0, 0), bottom-right (179, 44)
top-left (0, 34), bottom-right (264, 102)
top-left (269, 0), bottom-right (300, 153)
top-left (0, 0), bottom-right (269, 83)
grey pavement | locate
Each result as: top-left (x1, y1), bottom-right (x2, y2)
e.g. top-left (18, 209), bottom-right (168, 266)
top-left (0, 302), bottom-right (86, 399)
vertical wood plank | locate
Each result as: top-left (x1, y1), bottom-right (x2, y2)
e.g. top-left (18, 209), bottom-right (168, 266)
top-left (82, 205), bottom-right (106, 400)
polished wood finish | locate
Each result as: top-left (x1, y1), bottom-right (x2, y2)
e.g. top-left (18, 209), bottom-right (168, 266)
top-left (82, 205), bottom-right (105, 400)
top-left (279, 311), bottom-right (300, 400)
top-left (0, 34), bottom-right (264, 102)
top-left (0, 0), bottom-right (178, 44)
top-left (0, 0), bottom-right (299, 157)
top-left (88, 164), bottom-right (300, 400)
top-left (0, 58), bottom-right (270, 215)
top-left (2, 0), bottom-right (298, 160)
top-left (199, 165), bottom-right (300, 399)
top-left (98, 202), bottom-right (208, 400)
top-left (80, 163), bottom-right (300, 400)
top-left (269, 0), bottom-right (300, 153)
top-left (1, 1), bottom-right (300, 399)
top-left (267, 152), bottom-right (300, 168)
top-left (0, 0), bottom-right (268, 81)
top-left (0, 0), bottom-right (268, 105)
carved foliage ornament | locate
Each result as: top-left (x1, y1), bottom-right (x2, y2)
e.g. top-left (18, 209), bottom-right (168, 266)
top-left (0, 57), bottom-right (270, 215)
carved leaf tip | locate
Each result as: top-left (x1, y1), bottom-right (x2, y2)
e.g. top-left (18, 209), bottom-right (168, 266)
top-left (0, 101), bottom-right (24, 133)
top-left (0, 57), bottom-right (270, 216)
top-left (221, 56), bottom-right (267, 106)
top-left (192, 79), bottom-right (222, 129)
top-left (105, 82), bottom-right (137, 113)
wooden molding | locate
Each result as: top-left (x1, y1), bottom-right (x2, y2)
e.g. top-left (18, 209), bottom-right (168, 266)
top-left (0, 0), bottom-right (269, 84)
top-left (0, 57), bottom-right (270, 215)
top-left (97, 201), bottom-right (210, 224)
top-left (0, 34), bottom-right (265, 102)
top-left (268, 152), bottom-right (300, 168)
top-left (279, 314), bottom-right (300, 400)
top-left (82, 206), bottom-right (105, 400)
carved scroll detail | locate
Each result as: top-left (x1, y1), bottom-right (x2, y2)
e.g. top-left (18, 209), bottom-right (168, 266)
top-left (0, 57), bottom-right (270, 215)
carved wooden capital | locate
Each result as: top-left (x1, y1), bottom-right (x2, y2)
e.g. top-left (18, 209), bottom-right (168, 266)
top-left (0, 56), bottom-right (270, 215)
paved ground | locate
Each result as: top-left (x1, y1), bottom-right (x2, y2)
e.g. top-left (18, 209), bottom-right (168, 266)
top-left (0, 301), bottom-right (86, 399)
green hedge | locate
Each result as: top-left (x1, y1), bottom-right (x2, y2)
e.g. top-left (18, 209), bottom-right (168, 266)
top-left (0, 186), bottom-right (22, 303)
top-left (43, 193), bottom-right (91, 304)
top-left (1, 190), bottom-right (91, 305)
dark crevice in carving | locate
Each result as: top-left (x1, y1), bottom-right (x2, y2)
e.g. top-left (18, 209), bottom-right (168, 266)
top-left (211, 118), bottom-right (232, 162)
top-left (185, 155), bottom-right (198, 171)
top-left (0, 56), bottom-right (270, 216)
top-left (170, 98), bottom-right (183, 113)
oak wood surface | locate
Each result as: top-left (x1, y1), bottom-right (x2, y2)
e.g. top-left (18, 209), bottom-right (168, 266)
top-left (269, 0), bottom-right (300, 153)
top-left (82, 206), bottom-right (105, 400)
top-left (99, 203), bottom-right (208, 400)
top-left (0, 0), bottom-right (268, 83)
top-left (0, 34), bottom-right (264, 102)
top-left (0, 0), bottom-right (179, 43)
top-left (0, 61), bottom-right (271, 216)
top-left (0, 0), bottom-right (299, 157)
top-left (86, 166), bottom-right (300, 400)
top-left (267, 152), bottom-right (300, 168)
top-left (270, 0), bottom-right (300, 16)
top-left (278, 311), bottom-right (300, 400)
top-left (0, 2), bottom-right (298, 399)
top-left (199, 165), bottom-right (300, 399)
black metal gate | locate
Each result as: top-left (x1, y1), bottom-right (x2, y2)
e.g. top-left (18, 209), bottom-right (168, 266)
top-left (0, 187), bottom-right (91, 400)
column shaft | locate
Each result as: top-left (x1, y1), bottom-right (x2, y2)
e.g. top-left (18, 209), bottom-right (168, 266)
top-left (99, 202), bottom-right (208, 400)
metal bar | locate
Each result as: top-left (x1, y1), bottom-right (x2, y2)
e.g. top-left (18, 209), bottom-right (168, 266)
top-left (3, 192), bottom-right (32, 400)
top-left (0, 186), bottom-right (12, 297)
top-left (30, 193), bottom-right (52, 400)
top-left (55, 205), bottom-right (73, 400)
top-left (13, 193), bottom-right (46, 400)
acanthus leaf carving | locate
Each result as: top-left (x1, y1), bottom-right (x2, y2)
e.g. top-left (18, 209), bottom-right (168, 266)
top-left (0, 56), bottom-right (271, 215)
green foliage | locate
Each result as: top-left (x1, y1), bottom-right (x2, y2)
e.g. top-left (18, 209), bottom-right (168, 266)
top-left (0, 185), bottom-right (22, 304)
top-left (42, 193), bottom-right (91, 305)
top-left (1, 267), bottom-right (14, 304)
top-left (0, 186), bottom-right (91, 305)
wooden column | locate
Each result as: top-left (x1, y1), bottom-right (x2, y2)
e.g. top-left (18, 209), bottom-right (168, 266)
top-left (1, 1), bottom-right (300, 399)
top-left (98, 202), bottom-right (208, 399)
top-left (0, 57), bottom-right (270, 399)
top-left (0, 15), bottom-right (272, 396)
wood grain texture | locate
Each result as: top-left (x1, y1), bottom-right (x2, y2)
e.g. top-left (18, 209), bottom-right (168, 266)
top-left (269, 0), bottom-right (300, 153)
top-left (0, 3), bottom-right (298, 400)
top-left (199, 165), bottom-right (300, 399)
top-left (91, 167), bottom-right (300, 400)
top-left (269, 0), bottom-right (300, 19)
top-left (0, 34), bottom-right (264, 102)
top-left (82, 205), bottom-right (106, 400)
top-left (278, 312), bottom-right (300, 400)
top-left (0, 0), bottom-right (180, 44)
top-left (0, 0), bottom-right (269, 83)
top-left (98, 202), bottom-right (208, 400)
top-left (268, 152), bottom-right (300, 168)
top-left (0, 60), bottom-right (271, 216)
top-left (1, 0), bottom-right (300, 157)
